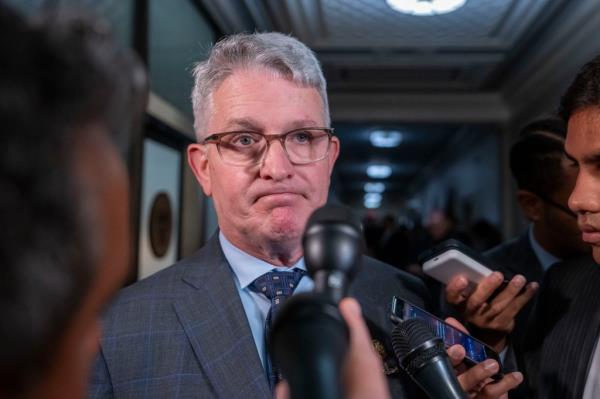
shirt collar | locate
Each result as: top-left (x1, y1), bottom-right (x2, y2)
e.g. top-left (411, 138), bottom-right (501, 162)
top-left (528, 224), bottom-right (561, 271)
top-left (219, 231), bottom-right (307, 289)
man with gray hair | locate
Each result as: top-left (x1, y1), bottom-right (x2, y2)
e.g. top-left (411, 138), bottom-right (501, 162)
top-left (89, 32), bottom-right (521, 398)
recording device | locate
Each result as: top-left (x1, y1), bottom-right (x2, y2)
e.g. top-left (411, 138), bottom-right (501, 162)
top-left (269, 204), bottom-right (364, 399)
top-left (390, 296), bottom-right (503, 380)
top-left (418, 239), bottom-right (510, 300)
top-left (392, 318), bottom-right (469, 399)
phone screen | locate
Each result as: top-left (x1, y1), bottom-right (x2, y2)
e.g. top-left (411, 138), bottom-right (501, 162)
top-left (390, 297), bottom-right (501, 369)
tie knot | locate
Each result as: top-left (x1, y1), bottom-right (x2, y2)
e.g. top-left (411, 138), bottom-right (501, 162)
top-left (249, 269), bottom-right (306, 303)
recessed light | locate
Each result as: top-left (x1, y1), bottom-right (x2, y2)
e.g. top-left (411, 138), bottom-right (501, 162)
top-left (370, 130), bottom-right (403, 148)
top-left (366, 164), bottom-right (392, 179)
top-left (364, 182), bottom-right (386, 193)
top-left (364, 193), bottom-right (382, 203)
top-left (364, 200), bottom-right (381, 209)
top-left (386, 0), bottom-right (467, 16)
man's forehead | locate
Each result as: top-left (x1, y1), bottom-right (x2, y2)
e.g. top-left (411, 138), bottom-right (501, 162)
top-left (566, 108), bottom-right (600, 158)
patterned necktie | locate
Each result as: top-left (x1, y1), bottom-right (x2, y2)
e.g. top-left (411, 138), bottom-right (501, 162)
top-left (249, 269), bottom-right (306, 390)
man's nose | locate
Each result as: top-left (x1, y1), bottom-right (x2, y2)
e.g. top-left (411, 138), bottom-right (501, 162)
top-left (568, 171), bottom-right (600, 214)
top-left (259, 139), bottom-right (294, 181)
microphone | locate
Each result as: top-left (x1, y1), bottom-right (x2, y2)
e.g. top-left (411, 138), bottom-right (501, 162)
top-left (392, 319), bottom-right (468, 399)
top-left (269, 204), bottom-right (363, 399)
top-left (303, 204), bottom-right (364, 302)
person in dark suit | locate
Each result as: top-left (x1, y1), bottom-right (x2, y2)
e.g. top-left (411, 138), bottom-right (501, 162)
top-left (522, 53), bottom-right (600, 399)
top-left (486, 117), bottom-right (589, 284)
top-left (89, 32), bottom-right (522, 399)
top-left (484, 118), bottom-right (591, 368)
top-left (523, 255), bottom-right (599, 399)
top-left (444, 119), bottom-right (587, 362)
top-left (0, 4), bottom-right (146, 399)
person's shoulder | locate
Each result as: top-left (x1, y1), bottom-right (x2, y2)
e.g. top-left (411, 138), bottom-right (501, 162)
top-left (352, 255), bottom-right (429, 307)
top-left (116, 256), bottom-right (193, 300)
top-left (102, 239), bottom-right (222, 320)
top-left (360, 255), bottom-right (424, 285)
top-left (484, 234), bottom-right (525, 262)
top-left (111, 235), bottom-right (222, 304)
top-left (545, 254), bottom-right (597, 285)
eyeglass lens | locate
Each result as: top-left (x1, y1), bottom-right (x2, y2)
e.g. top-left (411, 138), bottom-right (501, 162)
top-left (217, 129), bottom-right (330, 165)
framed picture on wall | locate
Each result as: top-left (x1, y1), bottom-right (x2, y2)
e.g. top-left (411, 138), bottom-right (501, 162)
top-left (135, 118), bottom-right (191, 280)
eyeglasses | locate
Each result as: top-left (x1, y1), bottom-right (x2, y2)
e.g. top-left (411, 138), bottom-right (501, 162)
top-left (536, 192), bottom-right (577, 219)
top-left (202, 127), bottom-right (334, 166)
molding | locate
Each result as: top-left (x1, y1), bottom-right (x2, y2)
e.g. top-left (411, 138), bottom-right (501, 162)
top-left (330, 92), bottom-right (511, 123)
top-left (502, 1), bottom-right (600, 125)
top-left (146, 92), bottom-right (195, 139)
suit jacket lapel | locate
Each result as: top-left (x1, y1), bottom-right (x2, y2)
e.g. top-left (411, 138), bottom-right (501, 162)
top-left (173, 234), bottom-right (271, 398)
top-left (571, 262), bottom-right (600, 398)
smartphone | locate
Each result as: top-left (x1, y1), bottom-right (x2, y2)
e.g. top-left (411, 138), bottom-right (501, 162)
top-left (418, 239), bottom-right (494, 285)
top-left (418, 239), bottom-right (510, 300)
top-left (390, 296), bottom-right (503, 380)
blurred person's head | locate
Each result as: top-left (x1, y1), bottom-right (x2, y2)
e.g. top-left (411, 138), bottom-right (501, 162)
top-left (468, 219), bottom-right (503, 252)
top-left (509, 117), bottom-right (588, 258)
top-left (187, 33), bottom-right (339, 265)
top-left (426, 209), bottom-right (455, 243)
top-left (560, 54), bottom-right (600, 263)
top-left (0, 4), bottom-right (146, 398)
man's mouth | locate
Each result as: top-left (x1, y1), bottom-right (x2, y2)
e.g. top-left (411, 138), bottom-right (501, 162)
top-left (254, 191), bottom-right (302, 204)
top-left (579, 222), bottom-right (600, 244)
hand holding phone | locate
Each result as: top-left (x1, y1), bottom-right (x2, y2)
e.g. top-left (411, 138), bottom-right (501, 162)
top-left (418, 239), bottom-right (517, 301)
top-left (390, 296), bottom-right (504, 381)
top-left (419, 240), bottom-right (495, 286)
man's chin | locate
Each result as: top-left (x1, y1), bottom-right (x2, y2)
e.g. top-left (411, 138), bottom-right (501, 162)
top-left (593, 247), bottom-right (600, 265)
top-left (263, 211), bottom-right (305, 241)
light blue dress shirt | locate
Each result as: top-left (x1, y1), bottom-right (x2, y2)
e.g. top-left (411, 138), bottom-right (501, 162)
top-left (528, 224), bottom-right (561, 272)
top-left (219, 232), bottom-right (315, 371)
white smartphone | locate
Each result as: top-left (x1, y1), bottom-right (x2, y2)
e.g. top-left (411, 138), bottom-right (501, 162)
top-left (418, 239), bottom-right (494, 288)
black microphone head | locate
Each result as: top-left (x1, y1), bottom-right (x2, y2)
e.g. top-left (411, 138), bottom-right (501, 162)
top-left (391, 319), bottom-right (445, 375)
top-left (302, 204), bottom-right (364, 280)
top-left (305, 203), bottom-right (363, 234)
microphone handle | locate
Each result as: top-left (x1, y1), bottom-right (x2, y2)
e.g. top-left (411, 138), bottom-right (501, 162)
top-left (412, 356), bottom-right (469, 399)
top-left (270, 294), bottom-right (349, 399)
top-left (312, 270), bottom-right (348, 303)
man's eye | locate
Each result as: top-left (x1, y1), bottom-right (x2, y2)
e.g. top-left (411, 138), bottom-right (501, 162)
top-left (289, 131), bottom-right (313, 144)
top-left (230, 133), bottom-right (260, 146)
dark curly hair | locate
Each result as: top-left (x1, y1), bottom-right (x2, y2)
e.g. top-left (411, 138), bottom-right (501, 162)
top-left (0, 3), bottom-right (146, 396)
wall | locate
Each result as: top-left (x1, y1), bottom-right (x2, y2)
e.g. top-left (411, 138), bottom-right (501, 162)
top-left (412, 130), bottom-right (502, 230)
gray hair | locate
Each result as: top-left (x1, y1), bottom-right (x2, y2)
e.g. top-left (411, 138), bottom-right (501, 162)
top-left (191, 32), bottom-right (329, 138)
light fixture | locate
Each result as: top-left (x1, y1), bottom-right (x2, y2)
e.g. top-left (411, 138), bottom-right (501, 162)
top-left (370, 130), bottom-right (403, 148)
top-left (364, 182), bottom-right (386, 193)
top-left (364, 193), bottom-right (382, 203)
top-left (366, 164), bottom-right (392, 179)
top-left (386, 0), bottom-right (467, 16)
top-left (364, 192), bottom-right (382, 209)
top-left (364, 200), bottom-right (381, 209)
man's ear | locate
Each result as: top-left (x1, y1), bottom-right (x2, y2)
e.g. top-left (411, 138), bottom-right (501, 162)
top-left (327, 136), bottom-right (341, 174)
top-left (517, 190), bottom-right (543, 222)
top-left (187, 144), bottom-right (212, 196)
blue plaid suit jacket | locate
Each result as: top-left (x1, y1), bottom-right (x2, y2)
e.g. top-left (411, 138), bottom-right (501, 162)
top-left (88, 233), bottom-right (430, 398)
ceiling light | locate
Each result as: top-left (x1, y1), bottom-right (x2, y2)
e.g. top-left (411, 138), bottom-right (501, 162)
top-left (370, 130), bottom-right (403, 148)
top-left (364, 199), bottom-right (381, 209)
top-left (364, 194), bottom-right (382, 209)
top-left (386, 0), bottom-right (467, 16)
top-left (366, 164), bottom-right (392, 179)
top-left (364, 193), bottom-right (382, 203)
top-left (364, 182), bottom-right (386, 193)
